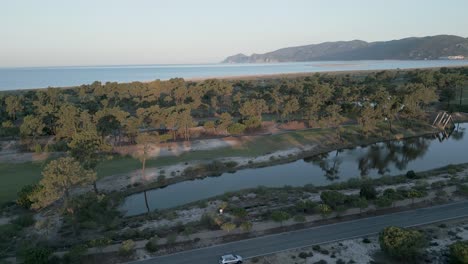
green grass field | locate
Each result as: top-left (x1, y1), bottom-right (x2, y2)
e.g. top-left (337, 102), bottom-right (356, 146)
top-left (0, 162), bottom-right (44, 205)
top-left (0, 121), bottom-right (432, 205)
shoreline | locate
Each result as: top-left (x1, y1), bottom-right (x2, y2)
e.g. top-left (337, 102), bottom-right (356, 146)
top-left (186, 64), bottom-right (468, 82)
top-left (1, 62), bottom-right (468, 92)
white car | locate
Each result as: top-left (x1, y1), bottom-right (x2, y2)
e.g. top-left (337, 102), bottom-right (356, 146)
top-left (219, 254), bottom-right (243, 264)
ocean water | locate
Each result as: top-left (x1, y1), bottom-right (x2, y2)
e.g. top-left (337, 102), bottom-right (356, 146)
top-left (1, 60), bottom-right (468, 91)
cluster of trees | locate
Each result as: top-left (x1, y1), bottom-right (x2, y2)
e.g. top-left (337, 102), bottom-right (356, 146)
top-left (4, 67), bottom-right (465, 214)
top-left (314, 181), bottom-right (427, 218)
top-left (2, 67), bottom-right (465, 149)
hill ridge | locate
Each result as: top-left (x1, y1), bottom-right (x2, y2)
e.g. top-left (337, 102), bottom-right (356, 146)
top-left (223, 35), bottom-right (468, 63)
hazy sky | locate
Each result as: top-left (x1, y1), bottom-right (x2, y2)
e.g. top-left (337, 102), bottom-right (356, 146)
top-left (1, 0), bottom-right (468, 67)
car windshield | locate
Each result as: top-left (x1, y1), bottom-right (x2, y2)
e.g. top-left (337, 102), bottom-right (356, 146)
top-left (223, 255), bottom-right (235, 260)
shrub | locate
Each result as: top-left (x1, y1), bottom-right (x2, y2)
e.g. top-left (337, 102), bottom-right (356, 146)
top-left (406, 170), bottom-right (417, 179)
top-left (178, 226), bottom-right (192, 237)
top-left (316, 204), bottom-right (332, 218)
top-left (65, 193), bottom-right (121, 231)
top-left (227, 123), bottom-right (246, 135)
top-left (362, 238), bottom-right (371, 243)
top-left (200, 213), bottom-right (217, 230)
top-left (166, 233), bottom-right (177, 244)
top-left (164, 211), bottom-right (178, 221)
top-left (203, 121), bottom-right (216, 132)
top-left (221, 222), bottom-right (236, 233)
top-left (16, 184), bottom-right (39, 209)
top-left (375, 196), bottom-right (393, 208)
top-left (63, 244), bottom-right (88, 264)
top-left (12, 214), bottom-right (35, 228)
top-left (320, 191), bottom-right (347, 209)
top-left (360, 184), bottom-right (377, 200)
top-left (88, 237), bottom-right (111, 251)
top-left (448, 167), bottom-right (458, 175)
top-left (118, 240), bottom-right (135, 256)
top-left (231, 207), bottom-right (248, 219)
top-left (382, 188), bottom-right (400, 200)
top-left (19, 245), bottom-right (53, 264)
top-left (296, 200), bottom-right (317, 213)
top-left (379, 226), bottom-right (426, 260)
top-left (270, 211), bottom-right (290, 226)
top-left (145, 236), bottom-right (159, 253)
top-left (243, 116), bottom-right (262, 129)
top-left (439, 223), bottom-right (447, 228)
top-left (240, 221), bottom-right (253, 232)
top-left (299, 252), bottom-right (313, 259)
top-left (406, 188), bottom-right (426, 202)
top-left (449, 241), bottom-right (468, 264)
top-left (457, 184), bottom-right (468, 197)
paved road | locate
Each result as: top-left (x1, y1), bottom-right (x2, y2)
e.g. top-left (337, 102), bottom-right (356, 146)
top-left (129, 201), bottom-right (468, 264)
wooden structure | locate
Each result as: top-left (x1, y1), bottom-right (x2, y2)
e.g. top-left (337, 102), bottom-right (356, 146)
top-left (432, 111), bottom-right (455, 130)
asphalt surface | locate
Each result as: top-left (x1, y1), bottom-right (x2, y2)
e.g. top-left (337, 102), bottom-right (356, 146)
top-left (129, 201), bottom-right (468, 264)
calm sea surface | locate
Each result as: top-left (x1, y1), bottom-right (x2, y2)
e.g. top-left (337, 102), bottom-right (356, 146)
top-left (1, 60), bottom-right (468, 91)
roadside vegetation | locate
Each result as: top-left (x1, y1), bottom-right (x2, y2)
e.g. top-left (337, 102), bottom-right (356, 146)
top-left (245, 218), bottom-right (468, 264)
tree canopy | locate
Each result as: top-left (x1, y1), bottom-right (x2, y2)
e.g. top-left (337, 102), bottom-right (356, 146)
top-left (29, 157), bottom-right (96, 209)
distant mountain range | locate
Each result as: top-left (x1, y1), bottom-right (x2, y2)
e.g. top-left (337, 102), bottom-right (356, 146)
top-left (222, 35), bottom-right (468, 63)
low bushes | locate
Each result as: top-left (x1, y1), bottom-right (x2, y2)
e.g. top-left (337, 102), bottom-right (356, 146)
top-left (449, 241), bottom-right (468, 264)
top-left (17, 244), bottom-right (54, 264)
top-left (145, 236), bottom-right (159, 253)
top-left (118, 240), bottom-right (135, 256)
top-left (359, 184), bottom-right (377, 200)
top-left (379, 226), bottom-right (426, 260)
top-left (62, 244), bottom-right (88, 264)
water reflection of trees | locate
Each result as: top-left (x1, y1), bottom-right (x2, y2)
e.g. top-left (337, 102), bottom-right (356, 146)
top-left (304, 150), bottom-right (343, 181)
top-left (304, 137), bottom-right (432, 180)
top-left (357, 137), bottom-right (431, 177)
top-left (304, 126), bottom-right (465, 181)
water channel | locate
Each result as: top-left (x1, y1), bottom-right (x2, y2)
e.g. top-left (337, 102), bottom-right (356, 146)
top-left (121, 123), bottom-right (467, 216)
